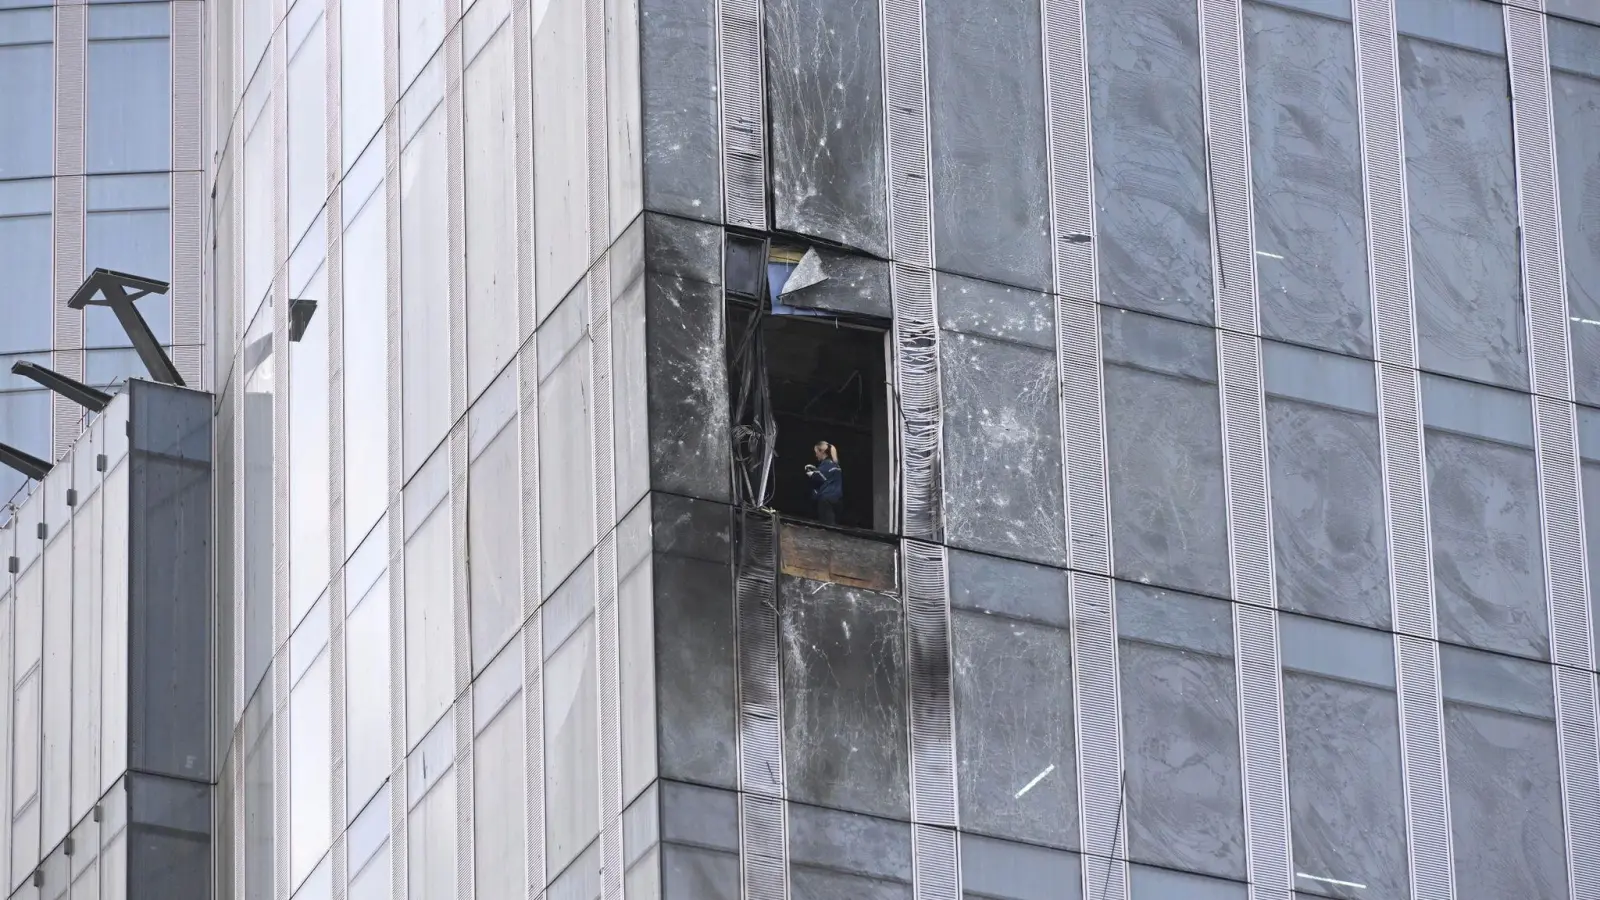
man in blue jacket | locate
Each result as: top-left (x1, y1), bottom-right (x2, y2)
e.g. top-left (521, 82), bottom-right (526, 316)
top-left (805, 441), bottom-right (844, 526)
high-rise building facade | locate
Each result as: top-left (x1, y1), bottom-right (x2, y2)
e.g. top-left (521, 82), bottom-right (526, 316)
top-left (0, 0), bottom-right (205, 509)
top-left (179, 0), bottom-right (1600, 897)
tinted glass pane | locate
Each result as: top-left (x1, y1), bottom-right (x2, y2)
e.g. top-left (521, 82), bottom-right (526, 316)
top-left (1423, 377), bottom-right (1547, 660)
top-left (765, 0), bottom-right (888, 256)
top-left (1280, 614), bottom-right (1407, 899)
top-left (941, 297), bottom-right (1066, 566)
top-left (464, 25), bottom-right (519, 402)
top-left (341, 0), bottom-right (384, 169)
top-left (787, 803), bottom-right (913, 899)
top-left (545, 608), bottom-right (600, 879)
top-left (467, 422), bottom-right (520, 671)
top-left (780, 576), bottom-right (910, 820)
top-left (343, 573), bottom-right (390, 819)
top-left (1087, 0), bottom-right (1213, 323)
top-left (1117, 582), bottom-right (1246, 880)
top-left (0, 212), bottom-right (52, 354)
top-left (1103, 309), bottom-right (1229, 597)
top-left (0, 40), bottom-right (51, 179)
top-left (404, 503), bottom-right (455, 747)
top-left (342, 191), bottom-right (388, 549)
top-left (1245, 0), bottom-right (1369, 356)
top-left (1398, 0), bottom-right (1526, 389)
top-left (241, 308), bottom-right (275, 701)
top-left (87, 38), bottom-right (170, 173)
top-left (289, 269), bottom-right (331, 624)
top-left (400, 111), bottom-right (452, 475)
top-left (473, 694), bottom-right (525, 899)
top-left (1264, 342), bottom-right (1389, 628)
top-left (288, 13), bottom-right (327, 247)
top-left (1441, 645), bottom-right (1566, 900)
top-left (1552, 18), bottom-right (1600, 407)
top-left (927, 0), bottom-right (1049, 290)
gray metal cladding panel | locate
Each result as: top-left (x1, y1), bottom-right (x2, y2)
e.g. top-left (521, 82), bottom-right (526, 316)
top-left (951, 608), bottom-right (1078, 849)
top-left (1085, 0), bottom-right (1215, 326)
top-left (779, 574), bottom-right (911, 821)
top-left (663, 843), bottom-right (741, 900)
top-left (1266, 396), bottom-right (1392, 630)
top-left (1443, 700), bottom-right (1568, 900)
top-left (925, 0), bottom-right (1051, 292)
top-left (764, 0), bottom-right (889, 255)
top-left (1552, 18), bottom-right (1600, 407)
top-left (1424, 429), bottom-right (1550, 661)
top-left (644, 212), bottom-right (724, 285)
top-left (640, 0), bottom-right (723, 221)
top-left (126, 382), bottom-right (214, 785)
top-left (939, 331), bottom-right (1067, 567)
top-left (653, 547), bottom-right (738, 789)
top-left (1070, 572), bottom-right (1125, 892)
top-left (1532, 397), bottom-right (1591, 670)
top-left (778, 247), bottom-right (893, 320)
top-left (1058, 299), bottom-right (1111, 574)
top-left (1554, 665), bottom-right (1600, 897)
top-left (1398, 34), bottom-right (1529, 391)
top-left (1244, 0), bottom-right (1373, 358)
top-left (643, 266), bottom-right (730, 504)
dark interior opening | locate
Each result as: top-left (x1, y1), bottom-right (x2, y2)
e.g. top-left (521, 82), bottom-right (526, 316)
top-left (761, 314), bottom-right (890, 531)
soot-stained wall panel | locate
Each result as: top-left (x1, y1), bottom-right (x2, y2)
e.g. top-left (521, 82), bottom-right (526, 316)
top-left (1244, 0), bottom-right (1372, 358)
top-left (779, 575), bottom-right (910, 821)
top-left (940, 325), bottom-right (1066, 568)
top-left (1264, 342), bottom-right (1390, 629)
top-left (652, 494), bottom-right (738, 789)
top-left (787, 802), bottom-right (914, 899)
top-left (950, 550), bottom-right (1077, 850)
top-left (644, 213), bottom-right (730, 504)
top-left (764, 0), bottom-right (888, 255)
top-left (1103, 308), bottom-right (1230, 598)
top-left (926, 0), bottom-right (1051, 291)
top-left (1086, 0), bottom-right (1213, 323)
top-left (1397, 14), bottom-right (1527, 390)
top-left (1422, 375), bottom-right (1547, 661)
top-left (1551, 18), bottom-right (1600, 407)
top-left (1116, 582), bottom-right (1247, 880)
top-left (640, 0), bottom-right (722, 221)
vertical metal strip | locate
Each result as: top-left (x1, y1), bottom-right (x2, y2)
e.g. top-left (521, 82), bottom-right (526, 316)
top-left (735, 511), bottom-right (786, 900)
top-left (1197, 0), bottom-right (1292, 893)
top-left (880, 0), bottom-right (953, 889)
top-left (326, 0), bottom-right (349, 893)
top-left (589, 258), bottom-right (624, 900)
top-left (53, 4), bottom-right (87, 459)
top-left (716, 0), bottom-right (767, 228)
top-left (270, 11), bottom-right (294, 895)
top-left (1354, 1), bottom-right (1453, 891)
top-left (586, 0), bottom-right (611, 260)
top-left (515, 0), bottom-right (548, 893)
top-left (904, 539), bottom-right (958, 897)
top-left (385, 0), bottom-right (407, 891)
top-left (1505, 7), bottom-right (1600, 895)
top-left (1070, 573), bottom-right (1125, 900)
top-left (513, 0), bottom-right (538, 346)
top-left (172, 2), bottom-right (205, 388)
top-left (445, 13), bottom-right (475, 899)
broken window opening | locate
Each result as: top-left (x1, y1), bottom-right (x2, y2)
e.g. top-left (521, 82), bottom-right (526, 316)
top-left (727, 236), bottom-right (895, 534)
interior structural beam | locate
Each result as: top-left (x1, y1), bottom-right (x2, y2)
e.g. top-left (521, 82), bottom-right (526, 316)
top-left (10, 361), bottom-right (113, 412)
top-left (66, 268), bottom-right (185, 387)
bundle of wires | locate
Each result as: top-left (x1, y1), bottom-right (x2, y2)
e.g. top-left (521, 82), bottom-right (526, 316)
top-left (729, 280), bottom-right (778, 511)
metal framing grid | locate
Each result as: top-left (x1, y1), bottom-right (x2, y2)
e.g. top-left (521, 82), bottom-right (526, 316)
top-left (515, 0), bottom-right (549, 892)
top-left (1353, 0), bottom-right (1454, 897)
top-left (172, 0), bottom-right (206, 389)
top-left (52, 4), bottom-right (86, 461)
top-left (270, 9), bottom-right (294, 895)
top-left (716, 0), bottom-right (767, 229)
top-left (384, 0), bottom-right (408, 891)
top-left (1195, 2), bottom-right (1293, 897)
top-left (1505, 5), bottom-right (1600, 896)
top-left (734, 509), bottom-right (786, 900)
top-left (325, 0), bottom-right (350, 892)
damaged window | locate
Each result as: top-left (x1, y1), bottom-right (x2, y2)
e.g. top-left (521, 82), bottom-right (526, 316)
top-left (727, 236), bottom-right (895, 533)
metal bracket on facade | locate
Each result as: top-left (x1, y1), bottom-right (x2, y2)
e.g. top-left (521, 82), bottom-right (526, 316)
top-left (10, 360), bottom-right (113, 412)
top-left (66, 268), bottom-right (184, 387)
top-left (0, 442), bottom-right (51, 482)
